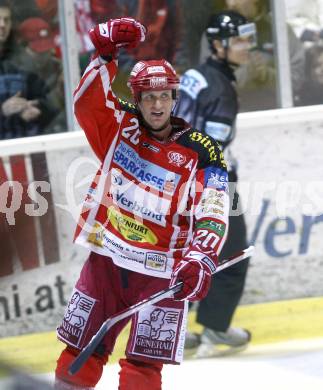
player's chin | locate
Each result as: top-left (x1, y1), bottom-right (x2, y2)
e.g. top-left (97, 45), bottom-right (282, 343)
top-left (148, 117), bottom-right (169, 130)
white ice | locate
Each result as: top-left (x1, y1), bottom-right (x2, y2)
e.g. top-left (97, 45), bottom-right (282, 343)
top-left (2, 338), bottom-right (323, 390)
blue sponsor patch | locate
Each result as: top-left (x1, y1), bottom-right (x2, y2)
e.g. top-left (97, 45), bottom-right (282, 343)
top-left (113, 141), bottom-right (181, 194)
top-left (204, 167), bottom-right (228, 192)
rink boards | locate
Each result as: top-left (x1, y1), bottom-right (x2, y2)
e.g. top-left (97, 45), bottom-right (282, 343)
top-left (0, 104), bottom-right (322, 336)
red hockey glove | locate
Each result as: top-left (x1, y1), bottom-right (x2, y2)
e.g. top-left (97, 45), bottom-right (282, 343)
top-left (89, 17), bottom-right (147, 58)
top-left (170, 259), bottom-right (212, 302)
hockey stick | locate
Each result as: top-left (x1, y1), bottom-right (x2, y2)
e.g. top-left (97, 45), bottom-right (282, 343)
top-left (69, 245), bottom-right (254, 375)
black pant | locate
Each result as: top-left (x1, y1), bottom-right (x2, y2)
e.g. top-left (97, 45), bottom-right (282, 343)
top-left (196, 191), bottom-right (249, 332)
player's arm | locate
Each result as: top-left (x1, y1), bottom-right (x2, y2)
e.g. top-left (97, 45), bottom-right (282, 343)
top-left (73, 18), bottom-right (146, 161)
top-left (170, 143), bottom-right (229, 302)
top-left (202, 91), bottom-right (237, 148)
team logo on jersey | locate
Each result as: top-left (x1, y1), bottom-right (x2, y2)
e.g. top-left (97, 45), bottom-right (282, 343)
top-left (167, 151), bottom-right (186, 167)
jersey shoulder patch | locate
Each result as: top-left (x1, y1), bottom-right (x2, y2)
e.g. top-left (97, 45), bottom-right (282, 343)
top-left (179, 69), bottom-right (208, 100)
top-left (118, 98), bottom-right (138, 114)
top-left (177, 129), bottom-right (227, 170)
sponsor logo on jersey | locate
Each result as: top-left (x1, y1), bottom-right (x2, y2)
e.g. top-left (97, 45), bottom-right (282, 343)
top-left (201, 189), bottom-right (225, 208)
top-left (108, 206), bottom-right (158, 244)
top-left (131, 306), bottom-right (181, 361)
top-left (145, 252), bottom-right (167, 272)
top-left (164, 172), bottom-right (177, 193)
top-left (84, 187), bottom-right (97, 204)
top-left (202, 197), bottom-right (224, 208)
top-left (189, 132), bottom-right (224, 163)
top-left (113, 141), bottom-right (181, 194)
top-left (167, 151), bottom-right (186, 167)
top-left (204, 189), bottom-right (224, 200)
top-left (196, 220), bottom-right (226, 237)
top-left (110, 169), bottom-right (169, 227)
top-left (118, 98), bottom-right (136, 110)
top-left (142, 142), bottom-right (160, 153)
top-left (204, 167), bottom-right (228, 193)
top-left (202, 206), bottom-right (224, 215)
top-left (57, 288), bottom-right (95, 348)
top-left (87, 222), bottom-right (105, 247)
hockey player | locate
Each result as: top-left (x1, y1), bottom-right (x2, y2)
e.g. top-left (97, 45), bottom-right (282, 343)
top-left (54, 17), bottom-right (229, 389)
top-left (174, 10), bottom-right (255, 357)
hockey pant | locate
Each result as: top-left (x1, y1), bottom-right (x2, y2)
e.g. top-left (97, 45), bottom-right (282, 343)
top-left (55, 252), bottom-right (187, 389)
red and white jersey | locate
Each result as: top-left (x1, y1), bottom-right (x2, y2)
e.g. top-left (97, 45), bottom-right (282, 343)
top-left (73, 55), bottom-right (229, 279)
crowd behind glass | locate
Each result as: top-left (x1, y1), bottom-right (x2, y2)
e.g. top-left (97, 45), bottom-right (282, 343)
top-left (1, 0), bottom-right (323, 140)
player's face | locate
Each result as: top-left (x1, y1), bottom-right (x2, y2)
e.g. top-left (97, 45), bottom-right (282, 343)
top-left (226, 0), bottom-right (259, 19)
top-left (0, 7), bottom-right (11, 44)
top-left (139, 90), bottom-right (173, 130)
top-left (213, 37), bottom-right (251, 65)
top-left (228, 36), bottom-right (252, 64)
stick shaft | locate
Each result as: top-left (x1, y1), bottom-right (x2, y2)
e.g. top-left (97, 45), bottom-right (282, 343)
top-left (69, 245), bottom-right (254, 375)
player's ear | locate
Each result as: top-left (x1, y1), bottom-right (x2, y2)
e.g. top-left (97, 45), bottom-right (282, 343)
top-left (213, 40), bottom-right (223, 52)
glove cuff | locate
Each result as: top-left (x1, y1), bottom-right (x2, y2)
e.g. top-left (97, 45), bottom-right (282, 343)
top-left (183, 251), bottom-right (217, 274)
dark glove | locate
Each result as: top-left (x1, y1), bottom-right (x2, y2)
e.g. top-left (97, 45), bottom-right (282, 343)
top-left (89, 17), bottom-right (147, 58)
top-left (170, 259), bottom-right (212, 302)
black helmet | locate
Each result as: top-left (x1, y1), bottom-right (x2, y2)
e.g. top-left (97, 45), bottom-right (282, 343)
top-left (206, 10), bottom-right (256, 49)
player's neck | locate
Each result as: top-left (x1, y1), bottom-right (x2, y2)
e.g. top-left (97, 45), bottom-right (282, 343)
top-left (150, 123), bottom-right (173, 142)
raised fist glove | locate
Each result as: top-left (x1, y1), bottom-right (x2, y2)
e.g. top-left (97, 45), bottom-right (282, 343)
top-left (170, 259), bottom-right (212, 302)
top-left (89, 17), bottom-right (147, 58)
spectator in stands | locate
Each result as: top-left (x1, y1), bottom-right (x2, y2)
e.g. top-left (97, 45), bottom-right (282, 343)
top-left (16, 17), bottom-right (66, 133)
top-left (34, 0), bottom-right (58, 22)
top-left (16, 17), bottom-right (60, 87)
top-left (180, 0), bottom-right (224, 68)
top-left (224, 0), bottom-right (306, 110)
top-left (296, 44), bottom-right (323, 106)
top-left (0, 0), bottom-right (56, 139)
top-left (10, 0), bottom-right (41, 23)
top-left (117, 0), bottom-right (182, 63)
top-left (90, 0), bottom-right (121, 23)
